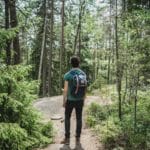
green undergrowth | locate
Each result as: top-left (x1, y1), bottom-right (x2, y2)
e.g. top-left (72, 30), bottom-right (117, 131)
top-left (0, 64), bottom-right (54, 150)
top-left (88, 83), bottom-right (117, 101)
top-left (86, 90), bottom-right (150, 150)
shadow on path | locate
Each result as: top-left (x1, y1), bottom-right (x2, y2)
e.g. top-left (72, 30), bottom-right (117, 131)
top-left (60, 143), bottom-right (84, 150)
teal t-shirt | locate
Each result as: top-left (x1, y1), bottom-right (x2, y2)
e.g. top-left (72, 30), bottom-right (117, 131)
top-left (64, 68), bottom-right (85, 101)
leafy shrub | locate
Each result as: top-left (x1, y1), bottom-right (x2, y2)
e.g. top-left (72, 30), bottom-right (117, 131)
top-left (42, 121), bottom-right (54, 138)
top-left (86, 102), bottom-right (118, 127)
top-left (86, 115), bottom-right (97, 127)
top-left (88, 76), bottom-right (106, 92)
top-left (0, 123), bottom-right (28, 150)
top-left (86, 103), bottom-right (108, 127)
top-left (0, 28), bottom-right (18, 49)
top-left (86, 92), bottom-right (150, 149)
top-left (121, 91), bottom-right (150, 149)
top-left (95, 117), bottom-right (122, 148)
top-left (0, 65), bottom-right (54, 149)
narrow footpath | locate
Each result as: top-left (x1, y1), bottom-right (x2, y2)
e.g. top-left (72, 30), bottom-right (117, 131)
top-left (34, 96), bottom-right (109, 150)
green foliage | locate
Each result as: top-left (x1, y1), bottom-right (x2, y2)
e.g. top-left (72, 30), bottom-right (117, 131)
top-left (0, 0), bottom-right (149, 149)
top-left (86, 91), bottom-right (150, 149)
top-left (86, 103), bottom-right (108, 127)
top-left (0, 28), bottom-right (19, 49)
top-left (95, 117), bottom-right (122, 148)
top-left (42, 121), bottom-right (54, 138)
top-left (86, 7), bottom-right (150, 149)
top-left (0, 65), bottom-right (54, 149)
top-left (88, 76), bottom-right (106, 92)
top-left (86, 103), bottom-right (123, 149)
top-left (0, 123), bottom-right (28, 150)
top-left (121, 91), bottom-right (150, 149)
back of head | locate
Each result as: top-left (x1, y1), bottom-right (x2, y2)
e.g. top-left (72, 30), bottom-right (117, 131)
top-left (70, 56), bottom-right (80, 68)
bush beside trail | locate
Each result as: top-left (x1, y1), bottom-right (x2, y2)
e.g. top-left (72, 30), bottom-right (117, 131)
top-left (86, 91), bottom-right (150, 150)
top-left (0, 65), bottom-right (54, 150)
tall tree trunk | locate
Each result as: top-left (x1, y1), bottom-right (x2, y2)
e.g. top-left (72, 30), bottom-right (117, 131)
top-left (38, 0), bottom-right (47, 82)
top-left (78, 24), bottom-right (81, 57)
top-left (115, 0), bottom-right (122, 120)
top-left (107, 56), bottom-right (111, 84)
top-left (107, 0), bottom-right (112, 84)
top-left (9, 0), bottom-right (20, 64)
top-left (48, 0), bottom-right (54, 96)
top-left (4, 0), bottom-right (11, 95)
top-left (134, 73), bottom-right (139, 132)
top-left (127, 0), bottom-right (132, 11)
top-left (42, 44), bottom-right (47, 97)
top-left (94, 48), bottom-right (97, 80)
top-left (122, 0), bottom-right (126, 11)
top-left (73, 0), bottom-right (85, 56)
top-left (59, 0), bottom-right (65, 94)
top-left (42, 0), bottom-right (47, 97)
top-left (4, 0), bottom-right (11, 65)
top-left (122, 0), bottom-right (128, 103)
top-left (93, 49), bottom-right (96, 81)
top-left (74, 22), bottom-right (80, 55)
top-left (123, 67), bottom-right (128, 103)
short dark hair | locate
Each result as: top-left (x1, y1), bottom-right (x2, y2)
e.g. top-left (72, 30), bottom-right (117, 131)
top-left (70, 56), bottom-right (80, 68)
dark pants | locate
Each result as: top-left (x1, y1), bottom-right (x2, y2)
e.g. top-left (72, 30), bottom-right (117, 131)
top-left (65, 100), bottom-right (83, 138)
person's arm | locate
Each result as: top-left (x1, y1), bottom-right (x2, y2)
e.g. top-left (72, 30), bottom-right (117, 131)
top-left (63, 81), bottom-right (68, 107)
top-left (83, 87), bottom-right (87, 105)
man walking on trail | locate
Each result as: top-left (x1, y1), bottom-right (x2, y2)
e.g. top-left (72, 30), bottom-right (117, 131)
top-left (61, 56), bottom-right (87, 145)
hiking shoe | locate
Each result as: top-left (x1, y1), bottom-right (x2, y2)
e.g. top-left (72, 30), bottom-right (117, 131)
top-left (76, 137), bottom-right (80, 145)
top-left (60, 138), bottom-right (70, 145)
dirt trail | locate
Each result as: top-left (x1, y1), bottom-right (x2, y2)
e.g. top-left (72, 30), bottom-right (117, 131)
top-left (34, 96), bottom-right (110, 150)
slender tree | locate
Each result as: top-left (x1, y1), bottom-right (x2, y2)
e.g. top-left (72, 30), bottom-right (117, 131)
top-left (42, 0), bottom-right (47, 96)
top-left (59, 0), bottom-right (65, 94)
top-left (48, 0), bottom-right (54, 96)
top-left (115, 0), bottom-right (122, 120)
top-left (4, 0), bottom-right (11, 65)
top-left (4, 0), bottom-right (12, 95)
top-left (73, 0), bottom-right (85, 56)
top-left (122, 0), bottom-right (126, 11)
top-left (107, 0), bottom-right (112, 84)
top-left (9, 0), bottom-right (20, 64)
top-left (38, 0), bottom-right (47, 82)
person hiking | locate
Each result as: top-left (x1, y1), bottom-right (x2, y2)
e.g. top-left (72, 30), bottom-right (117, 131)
top-left (61, 56), bottom-right (87, 145)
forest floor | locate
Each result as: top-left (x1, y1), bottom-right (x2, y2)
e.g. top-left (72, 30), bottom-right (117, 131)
top-left (34, 95), bottom-right (111, 150)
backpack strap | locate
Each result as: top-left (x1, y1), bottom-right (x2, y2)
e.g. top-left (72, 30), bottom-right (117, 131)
top-left (70, 70), bottom-right (80, 94)
top-left (75, 74), bottom-right (79, 94)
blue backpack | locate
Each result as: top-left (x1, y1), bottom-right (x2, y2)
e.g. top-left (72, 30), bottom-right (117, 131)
top-left (70, 70), bottom-right (87, 99)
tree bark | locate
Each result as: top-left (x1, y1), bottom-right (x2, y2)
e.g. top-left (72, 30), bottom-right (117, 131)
top-left (122, 0), bottom-right (126, 11)
top-left (134, 73), bottom-right (139, 132)
top-left (59, 0), bottom-right (65, 94)
top-left (48, 0), bottom-right (54, 96)
top-left (115, 0), bottom-right (122, 120)
top-left (42, 43), bottom-right (47, 97)
top-left (4, 0), bottom-right (11, 65)
top-left (107, 0), bottom-right (112, 84)
top-left (9, 0), bottom-right (20, 64)
top-left (74, 22), bottom-right (80, 55)
top-left (38, 0), bottom-right (47, 82)
top-left (73, 0), bottom-right (85, 56)
top-left (78, 5), bottom-right (82, 58)
top-left (42, 0), bottom-right (47, 97)
top-left (4, 0), bottom-right (11, 95)
top-left (123, 68), bottom-right (128, 103)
